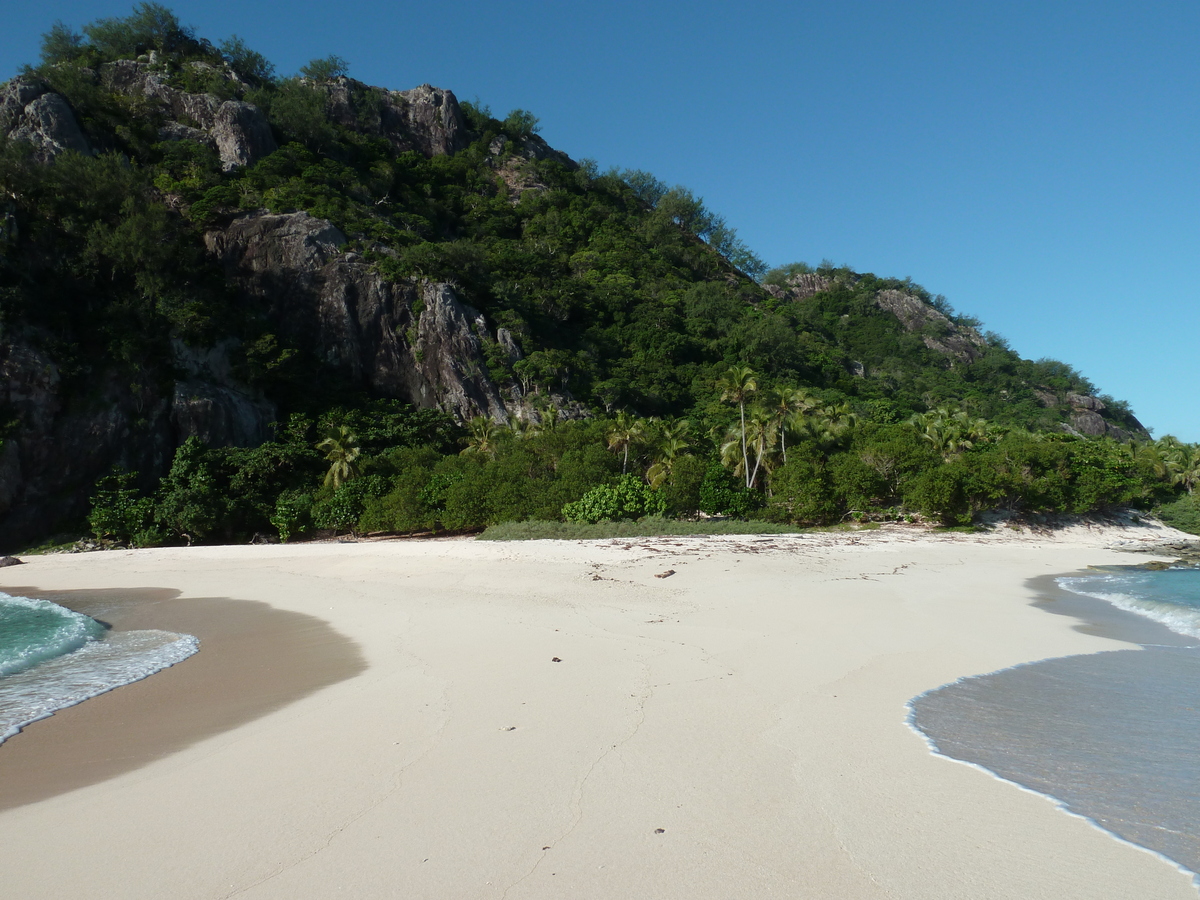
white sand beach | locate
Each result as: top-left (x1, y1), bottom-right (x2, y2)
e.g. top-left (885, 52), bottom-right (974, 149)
top-left (0, 523), bottom-right (1196, 899)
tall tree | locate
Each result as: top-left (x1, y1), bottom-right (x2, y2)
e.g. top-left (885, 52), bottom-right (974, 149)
top-left (606, 411), bottom-right (646, 475)
top-left (720, 409), bottom-right (776, 490)
top-left (717, 366), bottom-right (758, 487)
top-left (647, 419), bottom-right (691, 488)
top-left (765, 386), bottom-right (819, 466)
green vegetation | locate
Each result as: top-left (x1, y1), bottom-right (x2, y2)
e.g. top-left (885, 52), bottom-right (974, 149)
top-left (478, 517), bottom-right (813, 541)
top-left (80, 368), bottom-right (1192, 545)
top-left (1, 7), bottom-right (1195, 546)
top-left (1156, 496), bottom-right (1200, 535)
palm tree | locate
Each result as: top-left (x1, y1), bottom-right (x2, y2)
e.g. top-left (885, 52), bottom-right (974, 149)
top-left (1161, 439), bottom-right (1200, 494)
top-left (745, 410), bottom-right (779, 490)
top-left (1136, 438), bottom-right (1173, 481)
top-left (720, 408), bottom-right (777, 490)
top-left (606, 411), bottom-right (646, 475)
top-left (716, 366), bottom-right (758, 487)
top-left (908, 407), bottom-right (978, 461)
top-left (507, 415), bottom-right (540, 440)
top-left (807, 402), bottom-right (859, 453)
top-left (316, 425), bottom-right (361, 489)
top-left (539, 405), bottom-right (561, 432)
top-left (647, 419), bottom-right (691, 488)
top-left (764, 386), bottom-right (819, 465)
top-left (461, 416), bottom-right (499, 455)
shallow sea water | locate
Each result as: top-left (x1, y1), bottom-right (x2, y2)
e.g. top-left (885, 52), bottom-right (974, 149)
top-left (910, 567), bottom-right (1200, 886)
top-left (0, 591), bottom-right (198, 744)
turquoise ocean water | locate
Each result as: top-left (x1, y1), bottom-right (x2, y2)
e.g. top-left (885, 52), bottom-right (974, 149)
top-left (0, 591), bottom-right (198, 744)
top-left (910, 566), bottom-right (1200, 887)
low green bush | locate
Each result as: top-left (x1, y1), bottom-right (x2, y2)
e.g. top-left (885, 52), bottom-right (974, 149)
top-left (698, 464), bottom-right (763, 517)
top-left (1156, 495), bottom-right (1200, 535)
top-left (562, 475), bottom-right (666, 524)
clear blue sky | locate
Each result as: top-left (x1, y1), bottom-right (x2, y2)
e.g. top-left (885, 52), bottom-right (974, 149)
top-left (3, 1), bottom-right (1196, 439)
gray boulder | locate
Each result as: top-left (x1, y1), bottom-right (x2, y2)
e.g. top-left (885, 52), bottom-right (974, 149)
top-left (496, 328), bottom-right (523, 364)
top-left (1067, 392), bottom-right (1106, 412)
top-left (381, 84), bottom-right (469, 156)
top-left (322, 79), bottom-right (469, 157)
top-left (212, 100), bottom-right (277, 171)
top-left (0, 78), bottom-right (92, 162)
top-left (98, 61), bottom-right (272, 170)
top-left (874, 289), bottom-right (988, 364)
top-left (763, 272), bottom-right (835, 302)
top-left (0, 78), bottom-right (49, 132)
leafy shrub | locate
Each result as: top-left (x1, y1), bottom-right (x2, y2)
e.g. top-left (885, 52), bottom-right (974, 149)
top-left (562, 476), bottom-right (666, 524)
top-left (659, 454), bottom-right (707, 517)
top-left (219, 35), bottom-right (275, 84)
top-left (1156, 495), bottom-right (1200, 535)
top-left (698, 464), bottom-right (763, 518)
top-left (82, 3), bottom-right (206, 61)
top-left (502, 109), bottom-right (540, 137)
top-left (766, 457), bottom-right (840, 525)
top-left (311, 475), bottom-right (388, 532)
top-left (299, 55), bottom-right (349, 81)
top-left (271, 490), bottom-right (313, 543)
top-left (87, 471), bottom-right (157, 544)
top-left (153, 437), bottom-right (229, 543)
top-left (905, 467), bottom-right (969, 525)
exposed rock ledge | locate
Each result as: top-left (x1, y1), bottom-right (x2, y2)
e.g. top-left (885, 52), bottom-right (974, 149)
top-left (206, 211), bottom-right (510, 422)
top-left (0, 78), bottom-right (93, 162)
top-left (873, 289), bottom-right (988, 364)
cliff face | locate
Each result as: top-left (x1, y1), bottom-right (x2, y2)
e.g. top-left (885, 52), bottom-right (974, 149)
top-left (0, 68), bottom-right (506, 545)
top-left (0, 78), bottom-right (93, 162)
top-left (0, 338), bottom-right (172, 546)
top-left (872, 289), bottom-right (989, 365)
top-left (205, 211), bottom-right (511, 423)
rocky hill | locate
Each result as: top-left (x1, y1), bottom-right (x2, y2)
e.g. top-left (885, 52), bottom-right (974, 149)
top-left (0, 15), bottom-right (1150, 545)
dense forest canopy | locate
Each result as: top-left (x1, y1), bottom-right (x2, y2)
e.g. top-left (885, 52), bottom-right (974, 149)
top-left (2, 4), bottom-right (1197, 548)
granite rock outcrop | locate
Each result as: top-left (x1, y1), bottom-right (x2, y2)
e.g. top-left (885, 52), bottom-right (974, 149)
top-left (206, 211), bottom-right (510, 422)
top-left (873, 289), bottom-right (988, 365)
top-left (0, 337), bottom-right (175, 546)
top-left (323, 79), bottom-right (470, 157)
top-left (0, 77), bottom-right (93, 162)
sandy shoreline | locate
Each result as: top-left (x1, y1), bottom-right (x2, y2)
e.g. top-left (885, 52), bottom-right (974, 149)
top-left (0, 524), bottom-right (1196, 898)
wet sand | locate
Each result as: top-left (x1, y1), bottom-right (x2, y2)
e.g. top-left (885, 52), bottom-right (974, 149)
top-left (0, 585), bottom-right (365, 810)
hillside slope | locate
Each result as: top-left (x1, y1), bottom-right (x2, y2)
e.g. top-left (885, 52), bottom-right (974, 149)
top-left (0, 13), bottom-right (1160, 545)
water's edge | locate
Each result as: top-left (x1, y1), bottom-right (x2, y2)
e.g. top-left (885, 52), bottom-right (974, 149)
top-left (0, 585), bottom-right (367, 812)
top-left (906, 567), bottom-right (1200, 891)
top-left (0, 625), bottom-right (200, 744)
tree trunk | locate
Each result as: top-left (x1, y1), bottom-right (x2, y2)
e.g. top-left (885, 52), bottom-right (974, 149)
top-left (740, 401), bottom-right (749, 488)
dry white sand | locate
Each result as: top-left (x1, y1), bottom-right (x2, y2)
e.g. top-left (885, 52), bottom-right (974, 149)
top-left (0, 522), bottom-right (1196, 899)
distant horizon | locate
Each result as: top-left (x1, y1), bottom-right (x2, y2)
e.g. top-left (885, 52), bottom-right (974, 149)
top-left (3, 0), bottom-right (1195, 440)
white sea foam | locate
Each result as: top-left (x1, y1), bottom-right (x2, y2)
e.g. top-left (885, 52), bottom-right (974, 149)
top-left (1058, 574), bottom-right (1200, 640)
top-left (0, 629), bottom-right (199, 744)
